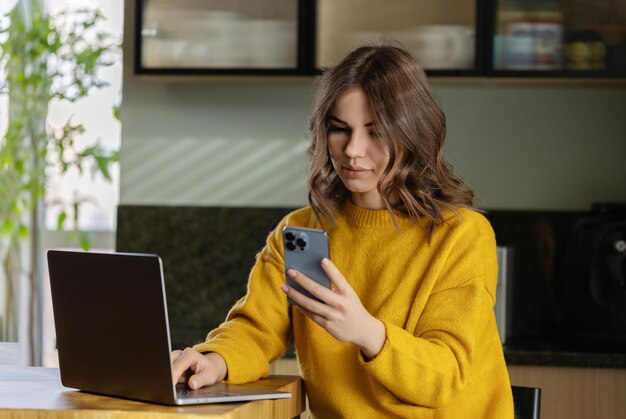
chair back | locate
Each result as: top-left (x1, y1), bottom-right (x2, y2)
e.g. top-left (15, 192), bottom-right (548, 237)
top-left (512, 385), bottom-right (541, 419)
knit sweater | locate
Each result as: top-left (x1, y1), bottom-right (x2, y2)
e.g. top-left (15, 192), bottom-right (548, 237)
top-left (194, 201), bottom-right (514, 418)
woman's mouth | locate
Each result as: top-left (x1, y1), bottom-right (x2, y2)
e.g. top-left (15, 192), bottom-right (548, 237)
top-left (342, 165), bottom-right (371, 178)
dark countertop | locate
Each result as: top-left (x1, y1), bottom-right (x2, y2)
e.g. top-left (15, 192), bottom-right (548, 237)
top-left (504, 339), bottom-right (626, 369)
top-left (283, 340), bottom-right (626, 369)
top-left (284, 345), bottom-right (626, 368)
top-left (279, 340), bottom-right (626, 369)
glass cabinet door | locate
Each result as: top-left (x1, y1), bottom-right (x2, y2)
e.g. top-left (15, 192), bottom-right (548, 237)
top-left (492, 0), bottom-right (626, 76)
top-left (137, 0), bottom-right (299, 73)
top-left (316, 0), bottom-right (481, 74)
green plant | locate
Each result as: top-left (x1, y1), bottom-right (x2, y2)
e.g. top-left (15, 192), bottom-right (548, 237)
top-left (0, 2), bottom-right (119, 348)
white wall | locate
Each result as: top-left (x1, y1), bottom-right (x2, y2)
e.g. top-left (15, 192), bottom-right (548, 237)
top-left (120, 2), bottom-right (626, 211)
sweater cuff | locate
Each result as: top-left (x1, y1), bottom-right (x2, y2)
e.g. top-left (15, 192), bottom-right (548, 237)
top-left (356, 320), bottom-right (389, 363)
top-left (357, 320), bottom-right (400, 371)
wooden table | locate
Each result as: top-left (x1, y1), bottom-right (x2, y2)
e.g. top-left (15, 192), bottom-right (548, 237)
top-left (0, 366), bottom-right (305, 419)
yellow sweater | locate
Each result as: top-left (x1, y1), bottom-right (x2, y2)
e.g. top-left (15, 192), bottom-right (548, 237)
top-left (194, 201), bottom-right (514, 418)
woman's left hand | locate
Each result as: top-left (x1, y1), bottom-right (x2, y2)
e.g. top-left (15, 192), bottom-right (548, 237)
top-left (280, 258), bottom-right (386, 359)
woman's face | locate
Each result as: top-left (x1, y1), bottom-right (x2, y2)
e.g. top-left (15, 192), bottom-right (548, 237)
top-left (327, 86), bottom-right (390, 210)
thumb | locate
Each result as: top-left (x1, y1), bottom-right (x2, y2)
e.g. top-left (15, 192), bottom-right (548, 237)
top-left (188, 368), bottom-right (217, 389)
top-left (188, 352), bottom-right (227, 389)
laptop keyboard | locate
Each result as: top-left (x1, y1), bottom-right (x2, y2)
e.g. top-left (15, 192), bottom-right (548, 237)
top-left (176, 383), bottom-right (239, 399)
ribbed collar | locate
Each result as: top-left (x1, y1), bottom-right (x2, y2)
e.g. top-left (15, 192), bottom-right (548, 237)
top-left (342, 199), bottom-right (415, 228)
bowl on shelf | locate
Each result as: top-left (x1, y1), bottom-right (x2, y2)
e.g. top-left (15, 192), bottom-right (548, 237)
top-left (404, 25), bottom-right (475, 70)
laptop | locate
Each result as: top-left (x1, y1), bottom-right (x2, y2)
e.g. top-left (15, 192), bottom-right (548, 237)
top-left (47, 249), bottom-right (291, 405)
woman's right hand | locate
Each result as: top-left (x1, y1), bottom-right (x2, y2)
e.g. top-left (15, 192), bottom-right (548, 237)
top-left (170, 348), bottom-right (228, 389)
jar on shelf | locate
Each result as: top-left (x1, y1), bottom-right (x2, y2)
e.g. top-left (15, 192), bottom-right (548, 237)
top-left (497, 0), bottom-right (564, 70)
top-left (564, 30), bottom-right (607, 71)
top-left (533, 8), bottom-right (564, 69)
top-left (499, 10), bottom-right (536, 69)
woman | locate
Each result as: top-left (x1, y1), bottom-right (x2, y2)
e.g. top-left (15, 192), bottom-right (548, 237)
top-left (172, 45), bottom-right (514, 418)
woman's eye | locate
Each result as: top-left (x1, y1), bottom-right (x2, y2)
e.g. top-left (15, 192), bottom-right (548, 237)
top-left (328, 126), bottom-right (349, 134)
top-left (369, 130), bottom-right (381, 138)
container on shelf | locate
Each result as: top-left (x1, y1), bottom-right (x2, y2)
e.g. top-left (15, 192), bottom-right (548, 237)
top-left (563, 30), bottom-right (606, 71)
top-left (496, 0), bottom-right (564, 70)
top-left (404, 25), bottom-right (475, 70)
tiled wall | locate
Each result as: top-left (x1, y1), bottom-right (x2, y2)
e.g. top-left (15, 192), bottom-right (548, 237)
top-left (116, 205), bottom-right (294, 349)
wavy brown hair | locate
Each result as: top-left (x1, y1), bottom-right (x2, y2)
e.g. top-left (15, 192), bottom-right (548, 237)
top-left (307, 45), bottom-right (474, 232)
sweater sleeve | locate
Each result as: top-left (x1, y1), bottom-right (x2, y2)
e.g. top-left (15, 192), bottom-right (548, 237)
top-left (192, 219), bottom-right (292, 384)
top-left (358, 213), bottom-right (498, 408)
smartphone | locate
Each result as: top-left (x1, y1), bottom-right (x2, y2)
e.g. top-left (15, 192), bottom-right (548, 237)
top-left (282, 226), bottom-right (331, 305)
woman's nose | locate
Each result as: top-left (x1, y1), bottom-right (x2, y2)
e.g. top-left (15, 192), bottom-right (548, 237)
top-left (344, 130), bottom-right (367, 158)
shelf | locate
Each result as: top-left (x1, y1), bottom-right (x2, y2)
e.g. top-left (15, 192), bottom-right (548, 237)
top-left (133, 0), bottom-right (626, 80)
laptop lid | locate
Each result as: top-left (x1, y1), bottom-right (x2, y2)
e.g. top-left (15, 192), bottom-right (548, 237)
top-left (47, 250), bottom-right (290, 405)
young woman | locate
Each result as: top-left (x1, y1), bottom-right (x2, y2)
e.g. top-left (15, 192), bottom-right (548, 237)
top-left (171, 45), bottom-right (514, 418)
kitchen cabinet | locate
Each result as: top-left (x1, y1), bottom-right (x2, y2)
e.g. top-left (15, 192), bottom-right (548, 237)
top-left (135, 0), bottom-right (313, 75)
top-left (315, 0), bottom-right (483, 76)
top-left (134, 0), bottom-right (626, 78)
top-left (488, 0), bottom-right (626, 77)
top-left (507, 365), bottom-right (626, 419)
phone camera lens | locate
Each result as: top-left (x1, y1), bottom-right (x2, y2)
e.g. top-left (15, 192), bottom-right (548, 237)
top-left (285, 232), bottom-right (295, 241)
top-left (286, 242), bottom-right (296, 251)
top-left (296, 238), bottom-right (306, 248)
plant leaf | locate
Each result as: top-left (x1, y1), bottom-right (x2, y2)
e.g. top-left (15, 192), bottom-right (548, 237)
top-left (80, 233), bottom-right (90, 251)
top-left (57, 211), bottom-right (67, 230)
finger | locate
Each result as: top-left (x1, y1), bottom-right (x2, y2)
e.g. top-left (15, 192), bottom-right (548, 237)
top-left (287, 268), bottom-right (336, 303)
top-left (171, 349), bottom-right (189, 384)
top-left (170, 350), bottom-right (183, 363)
top-left (177, 369), bottom-right (193, 384)
top-left (178, 373), bottom-right (190, 384)
top-left (297, 305), bottom-right (328, 328)
top-left (320, 258), bottom-right (351, 293)
top-left (282, 282), bottom-right (332, 317)
top-left (188, 353), bottom-right (225, 389)
top-left (171, 347), bottom-right (198, 385)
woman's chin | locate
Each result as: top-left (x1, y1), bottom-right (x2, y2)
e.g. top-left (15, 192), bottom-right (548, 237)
top-left (341, 180), bottom-right (376, 194)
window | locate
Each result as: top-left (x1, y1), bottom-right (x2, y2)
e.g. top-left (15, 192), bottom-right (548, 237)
top-left (0, 0), bottom-right (123, 366)
top-left (44, 0), bottom-right (122, 232)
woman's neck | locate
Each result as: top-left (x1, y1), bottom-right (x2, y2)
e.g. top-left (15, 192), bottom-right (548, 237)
top-left (350, 191), bottom-right (386, 210)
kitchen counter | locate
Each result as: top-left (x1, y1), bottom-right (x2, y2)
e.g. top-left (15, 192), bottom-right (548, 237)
top-left (504, 339), bottom-right (626, 368)
top-left (276, 340), bottom-right (626, 369)
top-left (277, 339), bottom-right (626, 369)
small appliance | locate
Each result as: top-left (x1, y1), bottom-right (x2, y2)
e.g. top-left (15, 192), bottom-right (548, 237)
top-left (561, 203), bottom-right (626, 346)
top-left (495, 246), bottom-right (514, 344)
